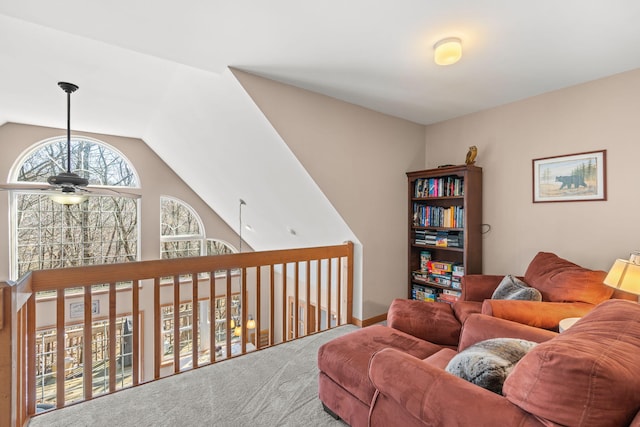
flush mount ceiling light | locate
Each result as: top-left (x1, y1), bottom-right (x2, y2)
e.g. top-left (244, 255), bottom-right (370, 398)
top-left (434, 37), bottom-right (462, 66)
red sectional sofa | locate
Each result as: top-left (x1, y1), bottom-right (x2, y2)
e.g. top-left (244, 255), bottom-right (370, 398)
top-left (318, 252), bottom-right (640, 426)
top-left (319, 300), bottom-right (640, 426)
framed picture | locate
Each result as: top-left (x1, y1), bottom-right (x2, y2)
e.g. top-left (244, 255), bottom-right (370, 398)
top-left (532, 150), bottom-right (606, 203)
top-left (69, 300), bottom-right (100, 318)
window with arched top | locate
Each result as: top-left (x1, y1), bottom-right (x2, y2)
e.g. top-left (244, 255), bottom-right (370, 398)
top-left (160, 198), bottom-right (238, 259)
top-left (160, 197), bottom-right (205, 258)
top-left (206, 239), bottom-right (237, 256)
top-left (11, 136), bottom-right (139, 279)
top-left (15, 136), bottom-right (139, 187)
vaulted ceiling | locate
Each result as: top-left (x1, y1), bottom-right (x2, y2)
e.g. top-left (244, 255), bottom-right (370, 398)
top-left (1, 1), bottom-right (640, 251)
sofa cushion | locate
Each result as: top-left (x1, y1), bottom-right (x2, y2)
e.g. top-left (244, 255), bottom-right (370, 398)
top-left (318, 324), bottom-right (442, 406)
top-left (491, 275), bottom-right (542, 301)
top-left (452, 300), bottom-right (483, 325)
top-left (503, 299), bottom-right (640, 427)
top-left (524, 252), bottom-right (613, 304)
top-left (445, 338), bottom-right (537, 394)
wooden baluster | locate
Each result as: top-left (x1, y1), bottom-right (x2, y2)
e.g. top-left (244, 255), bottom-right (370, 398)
top-left (255, 266), bottom-right (261, 350)
top-left (56, 288), bottom-right (65, 407)
top-left (327, 259), bottom-right (332, 330)
top-left (336, 259), bottom-right (342, 326)
top-left (132, 279), bottom-right (140, 386)
top-left (316, 260), bottom-right (321, 333)
top-left (269, 265), bottom-right (275, 347)
top-left (282, 264), bottom-right (287, 341)
top-left (27, 293), bottom-right (36, 417)
top-left (209, 272), bottom-right (215, 364)
top-left (153, 277), bottom-right (161, 380)
top-left (241, 267), bottom-right (247, 355)
top-left (173, 276), bottom-right (180, 374)
top-left (294, 262), bottom-right (299, 339)
top-left (192, 272), bottom-right (199, 369)
top-left (83, 285), bottom-right (92, 400)
top-left (225, 271), bottom-right (232, 359)
top-left (305, 260), bottom-right (311, 335)
top-left (346, 242), bottom-right (354, 324)
top-left (108, 282), bottom-right (116, 392)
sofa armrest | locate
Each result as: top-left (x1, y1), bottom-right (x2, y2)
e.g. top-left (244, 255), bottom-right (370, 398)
top-left (369, 348), bottom-right (532, 426)
top-left (481, 299), bottom-right (595, 330)
top-left (387, 299), bottom-right (461, 346)
top-left (458, 313), bottom-right (557, 351)
top-left (461, 274), bottom-right (506, 301)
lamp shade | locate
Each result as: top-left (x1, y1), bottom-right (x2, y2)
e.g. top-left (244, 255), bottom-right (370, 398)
top-left (246, 316), bottom-right (256, 330)
top-left (604, 259), bottom-right (640, 296)
top-left (434, 37), bottom-right (462, 66)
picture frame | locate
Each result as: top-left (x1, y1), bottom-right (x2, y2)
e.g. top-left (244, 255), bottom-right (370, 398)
top-left (532, 150), bottom-right (606, 203)
top-left (69, 300), bottom-right (100, 318)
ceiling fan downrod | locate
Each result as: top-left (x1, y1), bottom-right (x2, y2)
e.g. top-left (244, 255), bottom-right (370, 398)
top-left (48, 82), bottom-right (89, 187)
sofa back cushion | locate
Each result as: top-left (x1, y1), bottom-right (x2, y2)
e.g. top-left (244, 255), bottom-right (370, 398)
top-left (523, 252), bottom-right (613, 304)
top-left (503, 299), bottom-right (640, 427)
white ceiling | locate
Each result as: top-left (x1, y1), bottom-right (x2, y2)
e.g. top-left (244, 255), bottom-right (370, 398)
top-left (1, 1), bottom-right (640, 251)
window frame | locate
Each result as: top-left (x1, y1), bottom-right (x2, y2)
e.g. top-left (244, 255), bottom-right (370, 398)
top-left (8, 136), bottom-right (141, 280)
top-left (160, 196), bottom-right (206, 259)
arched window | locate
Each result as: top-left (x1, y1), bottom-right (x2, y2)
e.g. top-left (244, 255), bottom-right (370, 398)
top-left (206, 239), bottom-right (237, 256)
top-left (11, 136), bottom-right (140, 279)
top-left (160, 197), bottom-right (205, 258)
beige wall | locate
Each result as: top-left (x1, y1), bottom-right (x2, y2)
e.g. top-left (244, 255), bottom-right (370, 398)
top-left (233, 70), bottom-right (426, 320)
top-left (0, 122), bottom-right (243, 281)
top-left (424, 68), bottom-right (640, 274)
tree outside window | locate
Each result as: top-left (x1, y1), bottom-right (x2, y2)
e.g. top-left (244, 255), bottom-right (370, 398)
top-left (12, 136), bottom-right (139, 280)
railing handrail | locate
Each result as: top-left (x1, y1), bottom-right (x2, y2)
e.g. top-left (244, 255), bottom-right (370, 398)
top-left (2, 241), bottom-right (354, 427)
top-left (31, 243), bottom-right (352, 291)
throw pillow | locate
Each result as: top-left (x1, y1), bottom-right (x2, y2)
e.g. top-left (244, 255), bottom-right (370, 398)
top-left (445, 338), bottom-right (537, 394)
top-left (523, 252), bottom-right (613, 304)
top-left (492, 275), bottom-right (542, 301)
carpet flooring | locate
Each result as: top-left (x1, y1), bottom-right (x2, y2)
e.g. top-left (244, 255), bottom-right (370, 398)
top-left (29, 325), bottom-right (358, 427)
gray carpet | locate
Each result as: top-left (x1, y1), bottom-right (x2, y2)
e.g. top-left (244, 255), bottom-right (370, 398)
top-left (29, 325), bottom-right (357, 427)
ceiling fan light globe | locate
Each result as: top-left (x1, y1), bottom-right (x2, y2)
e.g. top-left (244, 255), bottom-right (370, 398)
top-left (50, 193), bottom-right (87, 205)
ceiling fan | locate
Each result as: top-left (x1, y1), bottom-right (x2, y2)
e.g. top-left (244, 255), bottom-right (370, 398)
top-left (1, 82), bottom-right (141, 204)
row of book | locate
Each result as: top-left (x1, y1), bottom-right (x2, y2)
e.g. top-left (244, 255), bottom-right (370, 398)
top-left (412, 259), bottom-right (464, 304)
top-left (414, 176), bottom-right (464, 198)
top-left (414, 230), bottom-right (464, 248)
top-left (412, 284), bottom-right (462, 304)
top-left (413, 204), bottom-right (464, 228)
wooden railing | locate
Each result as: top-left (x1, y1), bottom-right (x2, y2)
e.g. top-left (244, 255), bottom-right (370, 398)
top-left (0, 242), bottom-right (354, 427)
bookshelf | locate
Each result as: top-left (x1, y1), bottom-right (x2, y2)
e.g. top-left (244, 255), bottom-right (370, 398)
top-left (407, 165), bottom-right (482, 304)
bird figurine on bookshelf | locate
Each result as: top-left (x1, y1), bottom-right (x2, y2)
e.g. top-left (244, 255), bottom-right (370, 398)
top-left (465, 146), bottom-right (477, 165)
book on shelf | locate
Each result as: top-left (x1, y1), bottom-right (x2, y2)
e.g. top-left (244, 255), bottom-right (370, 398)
top-left (428, 260), bottom-right (454, 272)
top-left (412, 204), bottom-right (465, 228)
top-left (428, 274), bottom-right (452, 286)
top-left (437, 292), bottom-right (460, 303)
top-left (452, 264), bottom-right (465, 277)
top-left (412, 270), bottom-right (429, 282)
top-left (412, 284), bottom-right (437, 302)
top-left (420, 251), bottom-right (431, 271)
top-left (414, 176), bottom-right (465, 198)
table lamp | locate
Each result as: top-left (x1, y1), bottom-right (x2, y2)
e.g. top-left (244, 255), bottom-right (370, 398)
top-left (604, 257), bottom-right (640, 302)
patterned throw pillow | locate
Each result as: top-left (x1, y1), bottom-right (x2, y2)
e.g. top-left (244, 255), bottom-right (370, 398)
top-left (445, 338), bottom-right (537, 394)
top-left (492, 275), bottom-right (542, 301)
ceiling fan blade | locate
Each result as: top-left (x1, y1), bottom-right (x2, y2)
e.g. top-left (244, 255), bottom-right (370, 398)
top-left (0, 182), bottom-right (54, 191)
top-left (83, 186), bottom-right (142, 199)
top-left (0, 182), bottom-right (141, 199)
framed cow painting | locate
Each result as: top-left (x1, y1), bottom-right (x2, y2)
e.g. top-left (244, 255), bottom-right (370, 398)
top-left (532, 150), bottom-right (606, 203)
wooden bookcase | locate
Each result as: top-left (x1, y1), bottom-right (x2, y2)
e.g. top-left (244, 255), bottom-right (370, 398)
top-left (406, 165), bottom-right (482, 303)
